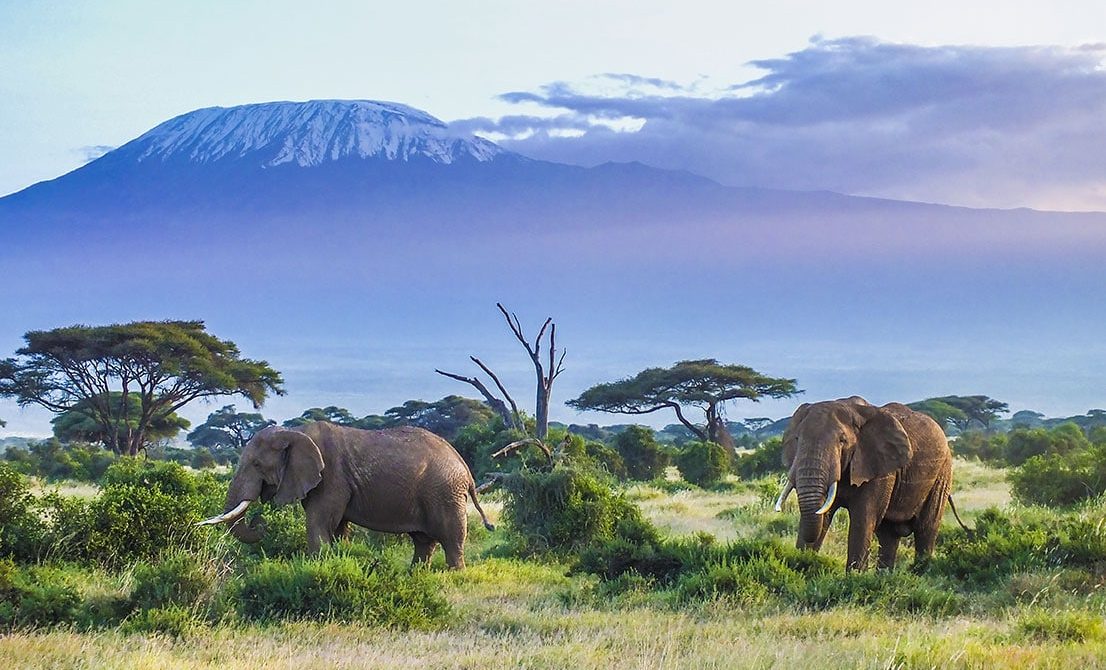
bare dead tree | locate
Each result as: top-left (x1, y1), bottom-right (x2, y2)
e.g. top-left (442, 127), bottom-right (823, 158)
top-left (435, 302), bottom-right (565, 441)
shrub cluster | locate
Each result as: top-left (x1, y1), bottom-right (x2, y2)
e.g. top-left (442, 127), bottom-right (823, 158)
top-left (576, 519), bottom-right (961, 615)
top-left (3, 439), bottom-right (116, 482)
top-left (931, 507), bottom-right (1106, 585)
top-left (612, 426), bottom-right (669, 481)
top-left (734, 437), bottom-right (785, 479)
top-left (233, 552), bottom-right (449, 627)
top-left (674, 440), bottom-right (731, 487)
top-left (0, 458), bottom-right (222, 566)
top-left (500, 465), bottom-right (643, 555)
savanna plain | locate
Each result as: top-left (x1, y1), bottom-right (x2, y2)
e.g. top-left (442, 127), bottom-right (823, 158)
top-left (4, 445), bottom-right (1106, 670)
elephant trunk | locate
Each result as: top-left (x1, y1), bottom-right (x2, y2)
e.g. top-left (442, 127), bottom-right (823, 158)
top-left (795, 457), bottom-right (835, 549)
top-left (199, 467), bottom-right (267, 544)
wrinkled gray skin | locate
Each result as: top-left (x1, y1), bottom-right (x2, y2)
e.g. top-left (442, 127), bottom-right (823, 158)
top-left (781, 397), bottom-right (952, 570)
top-left (213, 422), bottom-right (493, 568)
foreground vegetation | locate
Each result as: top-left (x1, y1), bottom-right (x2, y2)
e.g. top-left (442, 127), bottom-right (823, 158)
top-left (3, 449), bottom-right (1106, 669)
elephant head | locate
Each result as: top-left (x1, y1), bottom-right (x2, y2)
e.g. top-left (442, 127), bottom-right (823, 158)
top-left (196, 425), bottom-right (325, 543)
top-left (777, 397), bottom-right (913, 550)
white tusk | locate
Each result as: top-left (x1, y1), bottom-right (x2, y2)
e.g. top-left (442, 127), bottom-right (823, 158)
top-left (774, 481), bottom-right (794, 512)
top-left (195, 499), bottom-right (252, 526)
top-left (815, 481), bottom-right (838, 515)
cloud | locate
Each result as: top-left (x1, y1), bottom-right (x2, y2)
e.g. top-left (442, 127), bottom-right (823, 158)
top-left (76, 145), bottom-right (116, 163)
top-left (455, 37), bottom-right (1106, 210)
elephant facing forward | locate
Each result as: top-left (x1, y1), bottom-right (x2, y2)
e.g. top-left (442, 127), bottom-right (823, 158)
top-left (198, 422), bottom-right (494, 568)
top-left (776, 397), bottom-right (953, 570)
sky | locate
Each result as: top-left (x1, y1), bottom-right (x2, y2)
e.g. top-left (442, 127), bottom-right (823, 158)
top-left (3, 1), bottom-right (1106, 209)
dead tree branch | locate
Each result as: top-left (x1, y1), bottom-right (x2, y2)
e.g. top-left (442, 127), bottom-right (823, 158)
top-left (435, 368), bottom-right (517, 429)
top-left (492, 438), bottom-right (553, 466)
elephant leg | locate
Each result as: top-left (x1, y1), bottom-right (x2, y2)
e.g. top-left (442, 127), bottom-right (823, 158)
top-left (846, 511), bottom-right (878, 571)
top-left (875, 525), bottom-right (901, 570)
top-left (304, 503), bottom-right (343, 554)
top-left (437, 500), bottom-right (469, 570)
top-left (912, 478), bottom-right (951, 569)
top-left (409, 532), bottom-right (438, 567)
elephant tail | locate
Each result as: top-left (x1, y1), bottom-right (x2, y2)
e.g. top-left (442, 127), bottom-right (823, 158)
top-left (469, 481), bottom-right (496, 531)
top-left (947, 494), bottom-right (972, 533)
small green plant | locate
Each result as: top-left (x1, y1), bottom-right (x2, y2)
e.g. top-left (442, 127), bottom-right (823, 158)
top-left (1015, 609), bottom-right (1105, 642)
top-left (0, 560), bottom-right (82, 629)
top-left (233, 551), bottom-right (449, 627)
top-left (130, 554), bottom-right (212, 611)
top-left (120, 605), bottom-right (200, 637)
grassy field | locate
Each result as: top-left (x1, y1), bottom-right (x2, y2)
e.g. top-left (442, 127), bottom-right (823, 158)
top-left (4, 459), bottom-right (1105, 670)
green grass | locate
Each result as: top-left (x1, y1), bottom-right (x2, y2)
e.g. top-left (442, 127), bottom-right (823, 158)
top-left (5, 458), bottom-right (1106, 669)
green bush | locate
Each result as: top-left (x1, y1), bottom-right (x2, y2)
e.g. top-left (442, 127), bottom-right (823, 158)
top-left (801, 570), bottom-right (963, 615)
top-left (1004, 423), bottom-right (1091, 466)
top-left (0, 464), bottom-right (44, 561)
top-left (238, 504), bottom-right (309, 558)
top-left (951, 431), bottom-right (1006, 464)
top-left (120, 605), bottom-right (199, 637)
top-left (102, 458), bottom-right (196, 496)
top-left (674, 441), bottom-right (730, 487)
top-left (0, 560), bottom-right (81, 629)
top-left (34, 492), bottom-right (93, 563)
top-left (734, 437), bottom-right (785, 479)
top-left (130, 554), bottom-right (212, 611)
top-left (233, 552), bottom-right (449, 627)
top-left (613, 426), bottom-right (669, 481)
top-left (500, 466), bottom-right (644, 555)
top-left (2, 439), bottom-right (116, 482)
top-left (931, 508), bottom-right (1106, 585)
top-left (1009, 447), bottom-right (1106, 507)
top-left (82, 484), bottom-right (201, 567)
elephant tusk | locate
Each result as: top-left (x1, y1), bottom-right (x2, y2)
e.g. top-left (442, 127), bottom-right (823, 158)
top-left (774, 481), bottom-right (794, 512)
top-left (195, 499), bottom-right (252, 526)
top-left (815, 481), bottom-right (838, 515)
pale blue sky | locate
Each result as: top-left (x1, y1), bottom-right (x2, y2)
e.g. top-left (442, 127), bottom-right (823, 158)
top-left (2, 1), bottom-right (1104, 202)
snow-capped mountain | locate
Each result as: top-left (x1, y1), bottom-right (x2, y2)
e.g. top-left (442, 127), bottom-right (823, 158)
top-left (115, 100), bottom-right (507, 167)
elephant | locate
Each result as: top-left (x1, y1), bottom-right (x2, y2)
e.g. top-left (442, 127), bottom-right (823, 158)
top-left (774, 396), bottom-right (953, 570)
top-left (197, 422), bottom-right (494, 568)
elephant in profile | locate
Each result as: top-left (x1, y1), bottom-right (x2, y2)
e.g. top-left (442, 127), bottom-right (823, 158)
top-left (197, 422), bottom-right (494, 568)
top-left (775, 396), bottom-right (953, 570)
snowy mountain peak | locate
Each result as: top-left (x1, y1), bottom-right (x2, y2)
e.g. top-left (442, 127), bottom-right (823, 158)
top-left (117, 100), bottom-right (507, 167)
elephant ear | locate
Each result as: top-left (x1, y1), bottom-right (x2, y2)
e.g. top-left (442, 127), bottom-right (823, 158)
top-left (270, 429), bottom-right (325, 506)
top-left (781, 403), bottom-right (812, 469)
top-left (851, 407), bottom-right (912, 486)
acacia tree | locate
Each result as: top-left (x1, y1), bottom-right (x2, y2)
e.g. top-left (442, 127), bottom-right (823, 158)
top-left (0, 321), bottom-right (284, 456)
top-left (908, 395), bottom-right (1008, 432)
top-left (53, 393), bottom-right (190, 446)
top-left (568, 359), bottom-right (799, 444)
top-left (282, 406), bottom-right (388, 429)
top-left (436, 303), bottom-right (565, 441)
top-left (187, 405), bottom-right (274, 458)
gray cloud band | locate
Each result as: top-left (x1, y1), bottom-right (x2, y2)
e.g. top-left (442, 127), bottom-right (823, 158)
top-left (454, 37), bottom-right (1106, 210)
